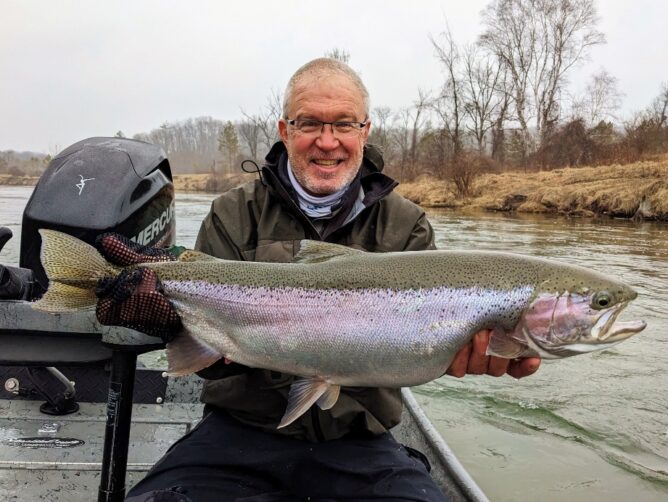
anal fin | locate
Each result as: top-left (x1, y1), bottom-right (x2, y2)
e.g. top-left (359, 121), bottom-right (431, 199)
top-left (278, 378), bottom-right (334, 429)
top-left (316, 384), bottom-right (340, 410)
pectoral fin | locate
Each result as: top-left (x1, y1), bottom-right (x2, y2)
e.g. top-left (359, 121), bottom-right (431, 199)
top-left (279, 378), bottom-right (338, 429)
top-left (487, 327), bottom-right (527, 358)
top-left (165, 330), bottom-right (222, 376)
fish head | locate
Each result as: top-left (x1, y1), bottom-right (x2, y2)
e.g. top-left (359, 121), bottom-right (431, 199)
top-left (489, 266), bottom-right (647, 360)
top-left (514, 283), bottom-right (646, 359)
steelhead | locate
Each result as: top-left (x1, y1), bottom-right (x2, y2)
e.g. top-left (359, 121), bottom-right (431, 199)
top-left (34, 229), bottom-right (646, 428)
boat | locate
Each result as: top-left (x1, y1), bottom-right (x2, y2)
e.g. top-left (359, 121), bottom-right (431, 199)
top-left (0, 137), bottom-right (489, 501)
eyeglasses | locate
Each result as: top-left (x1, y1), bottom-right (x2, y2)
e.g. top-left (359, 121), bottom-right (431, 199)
top-left (287, 119), bottom-right (368, 137)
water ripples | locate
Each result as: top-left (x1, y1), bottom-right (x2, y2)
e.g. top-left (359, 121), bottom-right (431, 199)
top-left (427, 209), bottom-right (668, 497)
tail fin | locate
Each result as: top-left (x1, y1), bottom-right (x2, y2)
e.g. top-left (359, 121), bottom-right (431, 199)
top-left (33, 229), bottom-right (120, 312)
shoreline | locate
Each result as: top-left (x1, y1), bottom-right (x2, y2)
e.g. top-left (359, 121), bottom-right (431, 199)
top-left (3, 158), bottom-right (666, 222)
top-left (397, 157), bottom-right (668, 222)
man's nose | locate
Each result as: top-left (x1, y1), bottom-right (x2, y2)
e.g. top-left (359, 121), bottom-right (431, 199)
top-left (315, 124), bottom-right (340, 150)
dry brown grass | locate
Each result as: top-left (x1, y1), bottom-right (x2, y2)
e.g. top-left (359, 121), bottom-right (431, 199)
top-left (172, 173), bottom-right (211, 192)
top-left (173, 172), bottom-right (255, 193)
top-left (397, 157), bottom-right (668, 220)
top-left (0, 175), bottom-right (39, 186)
top-left (395, 175), bottom-right (464, 209)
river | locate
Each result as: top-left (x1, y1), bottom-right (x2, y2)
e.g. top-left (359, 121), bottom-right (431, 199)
top-left (1, 185), bottom-right (666, 501)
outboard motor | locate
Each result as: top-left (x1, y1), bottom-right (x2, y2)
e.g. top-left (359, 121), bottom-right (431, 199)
top-left (0, 137), bottom-right (175, 501)
top-left (0, 137), bottom-right (175, 410)
top-left (18, 136), bottom-right (175, 296)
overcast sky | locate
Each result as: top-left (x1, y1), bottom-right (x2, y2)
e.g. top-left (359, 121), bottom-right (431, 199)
top-left (1, 0), bottom-right (666, 153)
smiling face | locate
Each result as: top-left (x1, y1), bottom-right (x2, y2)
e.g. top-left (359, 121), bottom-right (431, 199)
top-left (278, 74), bottom-right (370, 195)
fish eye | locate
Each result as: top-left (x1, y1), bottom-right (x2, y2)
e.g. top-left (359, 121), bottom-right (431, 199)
top-left (592, 292), bottom-right (613, 310)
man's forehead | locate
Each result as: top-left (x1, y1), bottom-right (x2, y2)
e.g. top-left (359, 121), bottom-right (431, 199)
top-left (293, 74), bottom-right (362, 97)
top-left (289, 74), bottom-right (365, 114)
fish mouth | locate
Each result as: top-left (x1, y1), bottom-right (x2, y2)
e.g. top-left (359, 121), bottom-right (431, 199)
top-left (593, 301), bottom-right (647, 342)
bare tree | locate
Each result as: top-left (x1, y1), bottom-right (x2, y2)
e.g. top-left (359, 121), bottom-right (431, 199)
top-left (624, 82), bottom-right (668, 157)
top-left (491, 67), bottom-right (513, 163)
top-left (480, 0), bottom-right (605, 151)
top-left (239, 89), bottom-right (283, 158)
top-left (324, 48), bottom-right (351, 63)
top-left (648, 81), bottom-right (668, 128)
top-left (134, 117), bottom-right (225, 160)
top-left (571, 69), bottom-right (623, 125)
top-left (410, 90), bottom-right (431, 172)
top-left (260, 89), bottom-right (283, 151)
top-left (431, 28), bottom-right (465, 159)
top-left (237, 118), bottom-right (262, 161)
top-left (462, 45), bottom-right (504, 153)
top-left (391, 108), bottom-right (412, 179)
top-left (369, 106), bottom-right (393, 158)
top-left (391, 95), bottom-right (430, 182)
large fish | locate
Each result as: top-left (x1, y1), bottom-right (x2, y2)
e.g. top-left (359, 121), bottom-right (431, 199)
top-left (34, 229), bottom-right (646, 428)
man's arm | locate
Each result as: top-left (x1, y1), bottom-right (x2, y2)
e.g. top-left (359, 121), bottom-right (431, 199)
top-left (194, 206), bottom-right (246, 261)
top-left (404, 213), bottom-right (541, 380)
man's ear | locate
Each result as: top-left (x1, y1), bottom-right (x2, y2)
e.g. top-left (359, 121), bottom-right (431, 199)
top-left (362, 121), bottom-right (371, 143)
top-left (278, 119), bottom-right (289, 143)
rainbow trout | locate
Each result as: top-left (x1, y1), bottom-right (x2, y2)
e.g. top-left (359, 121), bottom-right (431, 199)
top-left (34, 230), bottom-right (646, 428)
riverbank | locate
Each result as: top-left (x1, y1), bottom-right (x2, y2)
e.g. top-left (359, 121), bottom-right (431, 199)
top-left (0, 175), bottom-right (39, 186)
top-left (3, 158), bottom-right (666, 221)
top-left (0, 172), bottom-right (253, 194)
top-left (398, 157), bottom-right (668, 221)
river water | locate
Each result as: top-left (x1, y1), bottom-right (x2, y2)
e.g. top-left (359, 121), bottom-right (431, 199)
top-left (1, 185), bottom-right (666, 501)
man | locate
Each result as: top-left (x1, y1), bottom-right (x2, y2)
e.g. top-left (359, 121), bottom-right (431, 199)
top-left (105, 58), bottom-right (539, 501)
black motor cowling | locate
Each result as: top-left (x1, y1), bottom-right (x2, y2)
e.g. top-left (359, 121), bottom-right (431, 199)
top-left (19, 137), bottom-right (175, 296)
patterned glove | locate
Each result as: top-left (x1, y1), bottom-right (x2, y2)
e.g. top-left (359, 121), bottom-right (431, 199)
top-left (96, 233), bottom-right (185, 266)
top-left (94, 233), bottom-right (183, 341)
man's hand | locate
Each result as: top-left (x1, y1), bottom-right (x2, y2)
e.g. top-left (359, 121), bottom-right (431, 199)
top-left (96, 233), bottom-right (183, 266)
top-left (445, 330), bottom-right (541, 379)
top-left (94, 233), bottom-right (182, 341)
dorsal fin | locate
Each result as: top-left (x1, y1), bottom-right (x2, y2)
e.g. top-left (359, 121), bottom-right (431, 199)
top-left (177, 250), bottom-right (220, 262)
top-left (294, 240), bottom-right (365, 264)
